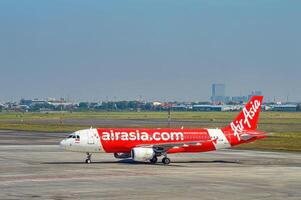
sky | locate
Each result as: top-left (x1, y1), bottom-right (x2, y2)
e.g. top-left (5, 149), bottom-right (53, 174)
top-left (0, 0), bottom-right (300, 102)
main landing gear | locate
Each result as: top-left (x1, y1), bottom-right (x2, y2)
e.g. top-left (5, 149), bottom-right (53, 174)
top-left (160, 152), bottom-right (171, 165)
top-left (149, 155), bottom-right (171, 165)
top-left (85, 152), bottom-right (92, 164)
top-left (150, 156), bottom-right (158, 164)
top-left (162, 157), bottom-right (171, 165)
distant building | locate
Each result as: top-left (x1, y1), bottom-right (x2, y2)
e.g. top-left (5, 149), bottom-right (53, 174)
top-left (248, 91), bottom-right (262, 100)
top-left (252, 91), bottom-right (262, 96)
top-left (232, 96), bottom-right (249, 103)
top-left (230, 91), bottom-right (262, 103)
top-left (211, 83), bottom-right (225, 103)
top-left (192, 104), bottom-right (241, 112)
top-left (224, 96), bottom-right (231, 103)
top-left (270, 104), bottom-right (297, 112)
top-left (171, 104), bottom-right (191, 111)
top-left (32, 99), bottom-right (48, 105)
top-left (20, 99), bottom-right (33, 106)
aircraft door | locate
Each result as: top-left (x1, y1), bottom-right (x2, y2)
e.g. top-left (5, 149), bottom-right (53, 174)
top-left (87, 129), bottom-right (95, 144)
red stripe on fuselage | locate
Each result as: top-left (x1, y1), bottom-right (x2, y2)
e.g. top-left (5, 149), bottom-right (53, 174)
top-left (97, 128), bottom-right (220, 153)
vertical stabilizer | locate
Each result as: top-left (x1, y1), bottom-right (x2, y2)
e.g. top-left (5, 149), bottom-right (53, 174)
top-left (223, 96), bottom-right (263, 140)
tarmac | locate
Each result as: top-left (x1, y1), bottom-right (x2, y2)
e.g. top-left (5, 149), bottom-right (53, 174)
top-left (0, 130), bottom-right (300, 200)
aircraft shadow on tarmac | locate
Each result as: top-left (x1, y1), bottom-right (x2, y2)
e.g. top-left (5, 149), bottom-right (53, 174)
top-left (42, 159), bottom-right (241, 167)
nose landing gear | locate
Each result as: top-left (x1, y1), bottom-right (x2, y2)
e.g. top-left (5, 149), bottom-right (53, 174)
top-left (85, 153), bottom-right (92, 164)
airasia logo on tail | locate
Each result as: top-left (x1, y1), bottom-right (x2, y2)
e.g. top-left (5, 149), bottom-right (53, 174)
top-left (230, 100), bottom-right (261, 141)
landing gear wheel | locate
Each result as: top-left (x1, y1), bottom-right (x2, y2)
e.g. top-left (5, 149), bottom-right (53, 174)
top-left (162, 157), bottom-right (170, 165)
top-left (150, 156), bottom-right (158, 164)
top-left (85, 153), bottom-right (92, 164)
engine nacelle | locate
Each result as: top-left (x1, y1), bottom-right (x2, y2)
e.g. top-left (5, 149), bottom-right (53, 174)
top-left (131, 147), bottom-right (155, 162)
top-left (114, 153), bottom-right (131, 159)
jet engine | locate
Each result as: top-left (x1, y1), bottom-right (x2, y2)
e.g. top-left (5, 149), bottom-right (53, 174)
top-left (131, 147), bottom-right (155, 162)
top-left (114, 153), bottom-right (131, 159)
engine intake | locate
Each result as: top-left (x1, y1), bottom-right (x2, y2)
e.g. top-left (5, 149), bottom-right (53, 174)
top-left (131, 147), bottom-right (155, 162)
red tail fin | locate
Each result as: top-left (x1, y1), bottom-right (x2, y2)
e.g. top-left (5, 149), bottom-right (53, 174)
top-left (224, 96), bottom-right (263, 139)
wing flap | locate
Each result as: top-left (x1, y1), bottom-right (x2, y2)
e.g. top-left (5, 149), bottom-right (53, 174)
top-left (136, 140), bottom-right (212, 150)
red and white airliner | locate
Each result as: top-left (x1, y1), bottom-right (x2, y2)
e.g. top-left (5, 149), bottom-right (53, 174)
top-left (60, 96), bottom-right (266, 164)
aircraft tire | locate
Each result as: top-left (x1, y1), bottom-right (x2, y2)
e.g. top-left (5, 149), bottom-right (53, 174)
top-left (162, 157), bottom-right (170, 165)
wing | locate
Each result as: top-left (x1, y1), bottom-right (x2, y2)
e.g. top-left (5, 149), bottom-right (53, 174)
top-left (136, 140), bottom-right (213, 153)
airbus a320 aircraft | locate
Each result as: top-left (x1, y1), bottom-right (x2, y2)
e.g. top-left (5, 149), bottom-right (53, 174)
top-left (60, 96), bottom-right (266, 164)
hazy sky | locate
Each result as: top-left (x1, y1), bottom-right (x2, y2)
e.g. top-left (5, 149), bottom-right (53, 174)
top-left (0, 0), bottom-right (300, 102)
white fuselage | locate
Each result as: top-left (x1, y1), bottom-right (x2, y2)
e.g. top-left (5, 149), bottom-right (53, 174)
top-left (60, 128), bottom-right (104, 153)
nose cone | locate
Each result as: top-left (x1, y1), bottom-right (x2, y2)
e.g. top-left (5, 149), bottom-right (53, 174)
top-left (59, 139), bottom-right (67, 149)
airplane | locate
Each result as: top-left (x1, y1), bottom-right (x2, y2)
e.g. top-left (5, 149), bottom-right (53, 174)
top-left (60, 96), bottom-right (266, 165)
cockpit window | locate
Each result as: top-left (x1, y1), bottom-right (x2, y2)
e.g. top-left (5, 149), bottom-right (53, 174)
top-left (67, 133), bottom-right (80, 139)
